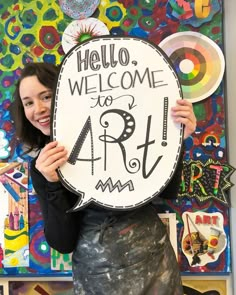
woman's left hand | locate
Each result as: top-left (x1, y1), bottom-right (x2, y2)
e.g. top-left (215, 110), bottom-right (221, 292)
top-left (171, 99), bottom-right (197, 139)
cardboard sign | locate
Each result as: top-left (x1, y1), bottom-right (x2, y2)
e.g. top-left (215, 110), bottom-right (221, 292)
top-left (52, 36), bottom-right (184, 211)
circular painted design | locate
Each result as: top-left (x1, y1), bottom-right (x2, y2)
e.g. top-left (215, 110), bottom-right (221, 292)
top-left (159, 32), bottom-right (225, 103)
top-left (62, 18), bottom-right (110, 53)
top-left (106, 6), bottom-right (123, 21)
top-left (58, 0), bottom-right (100, 19)
top-left (39, 26), bottom-right (60, 50)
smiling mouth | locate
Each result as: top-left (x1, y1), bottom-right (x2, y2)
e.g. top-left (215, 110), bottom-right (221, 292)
top-left (38, 117), bottom-right (50, 123)
top-left (38, 118), bottom-right (50, 125)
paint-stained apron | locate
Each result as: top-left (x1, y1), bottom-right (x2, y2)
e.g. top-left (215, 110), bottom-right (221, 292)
top-left (72, 205), bottom-right (183, 295)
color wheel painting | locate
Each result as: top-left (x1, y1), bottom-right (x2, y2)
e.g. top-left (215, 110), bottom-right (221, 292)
top-left (159, 32), bottom-right (225, 103)
top-left (0, 0), bottom-right (231, 276)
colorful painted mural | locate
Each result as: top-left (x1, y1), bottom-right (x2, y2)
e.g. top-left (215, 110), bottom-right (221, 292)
top-left (0, 0), bottom-right (232, 276)
top-left (0, 163), bottom-right (29, 271)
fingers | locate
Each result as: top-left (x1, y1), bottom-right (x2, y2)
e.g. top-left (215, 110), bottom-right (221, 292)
top-left (176, 116), bottom-right (196, 138)
top-left (171, 99), bottom-right (197, 139)
top-left (35, 141), bottom-right (68, 182)
top-left (171, 99), bottom-right (193, 115)
top-left (39, 141), bottom-right (67, 164)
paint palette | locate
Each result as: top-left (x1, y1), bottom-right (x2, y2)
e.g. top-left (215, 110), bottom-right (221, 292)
top-left (0, 163), bottom-right (28, 190)
top-left (159, 32), bottom-right (225, 103)
top-left (0, 162), bottom-right (21, 175)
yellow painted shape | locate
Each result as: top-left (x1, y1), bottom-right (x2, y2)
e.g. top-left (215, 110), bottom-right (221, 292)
top-left (195, 0), bottom-right (211, 18)
top-left (4, 227), bottom-right (29, 251)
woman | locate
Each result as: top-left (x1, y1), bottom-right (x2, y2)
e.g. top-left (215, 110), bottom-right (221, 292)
top-left (11, 62), bottom-right (196, 295)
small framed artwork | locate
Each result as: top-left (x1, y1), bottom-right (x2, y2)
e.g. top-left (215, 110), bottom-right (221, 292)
top-left (9, 280), bottom-right (74, 295)
top-left (182, 276), bottom-right (229, 295)
top-left (0, 280), bottom-right (8, 295)
top-left (158, 213), bottom-right (178, 257)
top-left (51, 249), bottom-right (72, 271)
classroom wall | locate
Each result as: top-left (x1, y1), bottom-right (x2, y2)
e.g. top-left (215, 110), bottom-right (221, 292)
top-left (0, 1), bottom-right (234, 294)
top-left (224, 0), bottom-right (236, 293)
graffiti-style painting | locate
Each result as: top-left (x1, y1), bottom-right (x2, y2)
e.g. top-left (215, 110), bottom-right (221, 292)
top-left (179, 160), bottom-right (234, 205)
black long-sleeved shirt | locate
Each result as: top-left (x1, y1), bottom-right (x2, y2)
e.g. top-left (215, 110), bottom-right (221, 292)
top-left (30, 150), bottom-right (183, 254)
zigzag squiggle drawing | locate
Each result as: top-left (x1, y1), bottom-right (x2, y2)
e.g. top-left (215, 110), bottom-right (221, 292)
top-left (95, 178), bottom-right (134, 193)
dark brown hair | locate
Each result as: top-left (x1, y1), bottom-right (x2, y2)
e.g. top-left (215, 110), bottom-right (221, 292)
top-left (10, 62), bottom-right (59, 152)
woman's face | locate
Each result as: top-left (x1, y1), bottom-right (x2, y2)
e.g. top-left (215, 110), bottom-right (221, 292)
top-left (19, 75), bottom-right (52, 136)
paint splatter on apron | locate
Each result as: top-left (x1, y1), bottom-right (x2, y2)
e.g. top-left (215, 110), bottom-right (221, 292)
top-left (72, 205), bottom-right (183, 295)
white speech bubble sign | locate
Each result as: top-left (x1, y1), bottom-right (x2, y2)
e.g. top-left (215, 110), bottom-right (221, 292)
top-left (52, 36), bottom-right (184, 211)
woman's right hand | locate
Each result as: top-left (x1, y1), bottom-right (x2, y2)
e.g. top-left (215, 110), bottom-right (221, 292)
top-left (35, 141), bottom-right (68, 182)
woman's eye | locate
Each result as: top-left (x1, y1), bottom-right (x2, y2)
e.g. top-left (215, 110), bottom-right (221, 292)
top-left (43, 93), bottom-right (52, 100)
top-left (24, 101), bottom-right (33, 107)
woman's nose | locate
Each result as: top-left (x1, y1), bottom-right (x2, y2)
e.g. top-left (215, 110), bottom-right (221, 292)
top-left (34, 100), bottom-right (46, 113)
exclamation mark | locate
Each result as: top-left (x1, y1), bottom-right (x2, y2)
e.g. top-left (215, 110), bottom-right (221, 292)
top-left (162, 97), bottom-right (168, 147)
